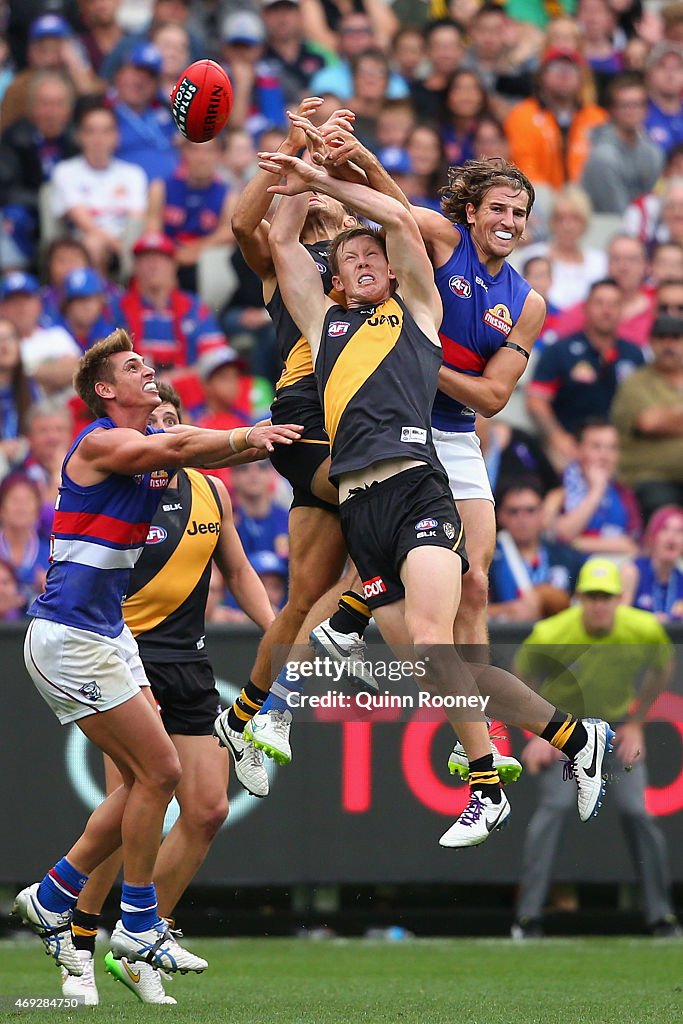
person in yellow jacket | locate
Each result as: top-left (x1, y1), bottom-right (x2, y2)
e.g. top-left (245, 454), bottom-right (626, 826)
top-left (511, 557), bottom-right (680, 938)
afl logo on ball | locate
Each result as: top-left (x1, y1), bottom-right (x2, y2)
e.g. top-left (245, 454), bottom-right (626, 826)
top-left (448, 275), bottom-right (471, 299)
top-left (146, 526), bottom-right (168, 544)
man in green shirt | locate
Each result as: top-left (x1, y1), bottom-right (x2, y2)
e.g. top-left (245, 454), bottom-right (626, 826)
top-left (512, 557), bottom-right (679, 938)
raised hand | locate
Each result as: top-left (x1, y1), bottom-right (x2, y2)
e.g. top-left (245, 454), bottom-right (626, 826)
top-left (287, 110), bottom-right (329, 166)
top-left (246, 422), bottom-right (304, 452)
top-left (257, 152), bottom-right (325, 195)
top-left (284, 96), bottom-right (325, 152)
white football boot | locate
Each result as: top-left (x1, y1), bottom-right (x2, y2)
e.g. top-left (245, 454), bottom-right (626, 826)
top-left (309, 619), bottom-right (379, 694)
top-left (245, 709), bottom-right (293, 765)
top-left (110, 919), bottom-right (207, 973)
top-left (213, 712), bottom-right (269, 797)
top-left (439, 790), bottom-right (511, 848)
top-left (12, 883), bottom-right (82, 976)
top-left (104, 950), bottom-right (177, 1004)
top-left (448, 739), bottom-right (523, 784)
top-left (61, 950), bottom-right (99, 1004)
top-left (564, 718), bottom-right (615, 822)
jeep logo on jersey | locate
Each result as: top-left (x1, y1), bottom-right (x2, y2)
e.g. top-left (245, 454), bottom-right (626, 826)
top-left (483, 303), bottom-right (513, 335)
top-left (328, 321), bottom-right (350, 337)
top-left (415, 518), bottom-right (438, 531)
top-left (368, 314), bottom-right (400, 328)
top-left (448, 275), bottom-right (472, 298)
top-left (363, 576), bottom-right (387, 599)
top-left (146, 526), bottom-right (168, 544)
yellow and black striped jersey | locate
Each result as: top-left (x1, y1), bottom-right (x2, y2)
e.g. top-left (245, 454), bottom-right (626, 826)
top-left (315, 294), bottom-right (445, 484)
top-left (123, 469), bottom-right (222, 661)
top-left (267, 239), bottom-right (342, 395)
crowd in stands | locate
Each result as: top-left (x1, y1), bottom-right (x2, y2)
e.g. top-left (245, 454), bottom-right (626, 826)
top-left (3, 0), bottom-right (683, 624)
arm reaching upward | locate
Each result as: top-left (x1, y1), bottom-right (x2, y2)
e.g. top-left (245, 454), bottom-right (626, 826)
top-left (259, 151), bottom-right (441, 338)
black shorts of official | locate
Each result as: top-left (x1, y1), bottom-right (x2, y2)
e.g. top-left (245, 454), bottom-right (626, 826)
top-left (269, 384), bottom-right (338, 515)
top-left (144, 659), bottom-right (222, 736)
top-left (339, 464), bottom-right (469, 610)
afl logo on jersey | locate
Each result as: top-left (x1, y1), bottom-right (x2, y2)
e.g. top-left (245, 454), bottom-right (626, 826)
top-left (146, 526), bottom-right (168, 544)
top-left (328, 321), bottom-right (350, 337)
top-left (483, 303), bottom-right (513, 335)
top-left (448, 275), bottom-right (472, 299)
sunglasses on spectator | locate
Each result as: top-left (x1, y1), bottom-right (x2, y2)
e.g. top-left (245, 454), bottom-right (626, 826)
top-left (658, 303), bottom-right (683, 313)
top-left (503, 505), bottom-right (541, 515)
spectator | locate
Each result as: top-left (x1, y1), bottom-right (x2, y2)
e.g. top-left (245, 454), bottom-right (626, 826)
top-left (650, 243), bottom-right (683, 288)
top-left (0, 71), bottom-right (77, 196)
top-left (644, 42), bottom-right (683, 153)
top-left (150, 20), bottom-right (192, 99)
top-left (99, 0), bottom-right (206, 79)
top-left (473, 114), bottom-right (510, 160)
top-left (0, 473), bottom-right (51, 605)
top-left (248, 548), bottom-right (287, 613)
top-left (0, 272), bottom-right (80, 397)
top-left (527, 279), bottom-right (645, 467)
top-left (519, 186), bottom-right (608, 311)
top-left (78, 0), bottom-right (132, 75)
top-left (409, 20), bottom-right (465, 122)
top-left (622, 505), bottom-right (683, 621)
top-left (0, 33), bottom-right (14, 107)
top-left (544, 419), bottom-right (641, 557)
top-left (581, 72), bottom-right (663, 214)
top-left (110, 42), bottom-right (179, 182)
top-left (440, 69), bottom-right (489, 166)
top-left (0, 15), bottom-right (98, 130)
top-left (300, 0), bottom-right (398, 53)
top-left (194, 345), bottom-right (252, 431)
top-left (113, 231), bottom-right (225, 372)
top-left (147, 135), bottom-right (232, 292)
top-left (375, 98), bottom-right (415, 151)
top-left (220, 11), bottom-right (287, 137)
top-left (221, 245), bottom-right (281, 384)
top-left (58, 267), bottom-right (114, 351)
top-left (505, 48), bottom-right (607, 190)
top-left (623, 160), bottom-right (683, 248)
top-left (655, 276), bottom-right (683, 319)
top-left (309, 12), bottom-right (400, 100)
top-left (611, 313), bottom-right (683, 520)
top-left (41, 238), bottom-right (97, 320)
top-left (489, 480), bottom-right (584, 622)
top-left (221, 126), bottom-right (259, 192)
top-left (390, 25), bottom-right (427, 87)
top-left (553, 234), bottom-right (653, 346)
top-left (405, 125), bottom-right (446, 212)
top-left (477, 416), bottom-right (559, 499)
top-left (0, 317), bottom-right (35, 472)
top-left (51, 99), bottom-right (148, 274)
top-left (0, 558), bottom-right (26, 621)
top-left (348, 48), bottom-right (392, 150)
top-left (512, 557), bottom-right (679, 940)
top-left (461, 3), bottom-right (536, 114)
top-left (232, 460), bottom-right (289, 561)
top-left (20, 399), bottom-right (73, 527)
top-left (662, 1), bottom-right (683, 46)
top-left (577, 0), bottom-right (625, 96)
top-left (261, 0), bottom-right (328, 106)
top-left (520, 254), bottom-right (561, 351)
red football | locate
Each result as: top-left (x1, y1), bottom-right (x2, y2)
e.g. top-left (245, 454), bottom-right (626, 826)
top-left (170, 60), bottom-right (233, 143)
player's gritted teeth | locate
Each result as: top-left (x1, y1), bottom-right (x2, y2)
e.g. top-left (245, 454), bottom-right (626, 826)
top-left (358, 274), bottom-right (375, 286)
top-left (143, 380), bottom-right (159, 393)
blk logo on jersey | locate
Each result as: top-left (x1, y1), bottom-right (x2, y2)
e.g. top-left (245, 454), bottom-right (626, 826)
top-left (146, 526), bottom-right (168, 544)
top-left (328, 321), bottom-right (350, 337)
top-left (363, 576), bottom-right (387, 599)
top-left (448, 275), bottom-right (472, 299)
top-left (415, 518), bottom-right (438, 531)
top-left (483, 303), bottom-right (513, 335)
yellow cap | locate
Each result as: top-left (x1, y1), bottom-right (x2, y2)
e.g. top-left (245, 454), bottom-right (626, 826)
top-left (576, 558), bottom-right (622, 596)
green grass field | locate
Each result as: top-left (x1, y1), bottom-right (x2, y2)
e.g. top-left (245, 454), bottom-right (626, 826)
top-left (2, 936), bottom-right (682, 1023)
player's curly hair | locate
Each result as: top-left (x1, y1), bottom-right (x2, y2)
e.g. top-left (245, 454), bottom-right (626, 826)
top-left (73, 327), bottom-right (133, 418)
top-left (440, 158), bottom-right (535, 226)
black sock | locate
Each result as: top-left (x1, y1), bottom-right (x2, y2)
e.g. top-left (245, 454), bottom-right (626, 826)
top-left (71, 907), bottom-right (100, 955)
top-left (468, 753), bottom-right (501, 803)
top-left (540, 712), bottom-right (588, 759)
top-left (329, 591), bottom-right (371, 637)
top-left (227, 680), bottom-right (267, 733)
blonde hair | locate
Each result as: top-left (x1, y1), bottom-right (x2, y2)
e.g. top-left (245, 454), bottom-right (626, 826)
top-left (73, 328), bottom-right (134, 418)
top-left (550, 184), bottom-right (593, 226)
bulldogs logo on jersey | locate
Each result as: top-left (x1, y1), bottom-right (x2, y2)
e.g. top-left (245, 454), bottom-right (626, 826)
top-left (79, 680), bottom-right (102, 702)
top-left (448, 275), bottom-right (472, 299)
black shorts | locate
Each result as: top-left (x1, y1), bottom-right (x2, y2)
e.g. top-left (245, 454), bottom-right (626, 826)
top-left (144, 659), bottom-right (222, 736)
top-left (269, 384), bottom-right (338, 514)
top-left (339, 465), bottom-right (469, 609)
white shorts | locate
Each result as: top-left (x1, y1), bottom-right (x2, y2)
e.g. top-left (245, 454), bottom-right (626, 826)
top-left (432, 429), bottom-right (495, 504)
top-left (24, 618), bottom-right (149, 725)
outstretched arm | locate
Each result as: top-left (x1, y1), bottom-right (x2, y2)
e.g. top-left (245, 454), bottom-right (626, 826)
top-left (267, 185), bottom-right (332, 364)
top-left (260, 152), bottom-right (440, 336)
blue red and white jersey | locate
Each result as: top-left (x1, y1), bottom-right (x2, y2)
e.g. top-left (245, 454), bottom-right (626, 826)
top-left (432, 224), bottom-right (531, 432)
top-left (29, 418), bottom-right (171, 638)
top-left (163, 170), bottom-right (228, 245)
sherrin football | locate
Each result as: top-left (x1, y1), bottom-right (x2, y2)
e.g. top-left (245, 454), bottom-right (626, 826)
top-left (171, 60), bottom-right (233, 143)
